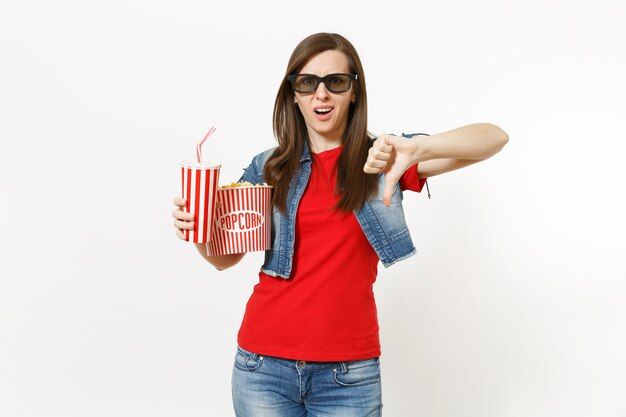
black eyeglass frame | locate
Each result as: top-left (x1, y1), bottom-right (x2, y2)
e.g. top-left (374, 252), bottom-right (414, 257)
top-left (286, 73), bottom-right (358, 94)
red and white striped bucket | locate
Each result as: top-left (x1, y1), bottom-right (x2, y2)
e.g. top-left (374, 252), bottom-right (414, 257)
top-left (206, 185), bottom-right (273, 255)
top-left (180, 160), bottom-right (221, 243)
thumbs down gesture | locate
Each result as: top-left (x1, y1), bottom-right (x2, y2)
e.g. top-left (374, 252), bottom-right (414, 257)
top-left (363, 134), bottom-right (420, 207)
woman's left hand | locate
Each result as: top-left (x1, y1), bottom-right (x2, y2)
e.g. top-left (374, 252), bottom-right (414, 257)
top-left (364, 134), bottom-right (419, 207)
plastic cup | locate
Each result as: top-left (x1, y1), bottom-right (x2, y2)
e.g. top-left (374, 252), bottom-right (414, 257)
top-left (206, 185), bottom-right (272, 255)
top-left (180, 160), bottom-right (221, 243)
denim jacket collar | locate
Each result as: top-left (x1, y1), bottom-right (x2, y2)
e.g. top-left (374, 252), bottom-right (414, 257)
top-left (300, 141), bottom-right (311, 163)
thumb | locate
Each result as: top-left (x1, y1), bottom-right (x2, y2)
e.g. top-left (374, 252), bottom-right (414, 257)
top-left (379, 134), bottom-right (393, 153)
top-left (383, 170), bottom-right (401, 207)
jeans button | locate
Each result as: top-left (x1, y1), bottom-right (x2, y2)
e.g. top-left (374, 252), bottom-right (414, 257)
top-left (297, 360), bottom-right (306, 368)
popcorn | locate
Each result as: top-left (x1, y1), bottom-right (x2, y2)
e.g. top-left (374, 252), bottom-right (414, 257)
top-left (219, 182), bottom-right (269, 188)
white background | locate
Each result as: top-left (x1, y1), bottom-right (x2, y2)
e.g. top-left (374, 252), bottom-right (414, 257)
top-left (1, 1), bottom-right (625, 416)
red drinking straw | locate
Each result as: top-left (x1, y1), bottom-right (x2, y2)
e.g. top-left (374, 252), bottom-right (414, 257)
top-left (196, 126), bottom-right (216, 163)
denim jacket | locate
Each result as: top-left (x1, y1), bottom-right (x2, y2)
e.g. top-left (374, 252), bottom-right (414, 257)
top-left (240, 136), bottom-right (423, 279)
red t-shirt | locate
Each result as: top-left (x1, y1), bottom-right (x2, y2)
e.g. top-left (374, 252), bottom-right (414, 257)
top-left (237, 146), bottom-right (426, 361)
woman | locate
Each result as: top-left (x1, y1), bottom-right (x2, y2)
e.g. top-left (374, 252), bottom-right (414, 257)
top-left (172, 32), bottom-right (507, 416)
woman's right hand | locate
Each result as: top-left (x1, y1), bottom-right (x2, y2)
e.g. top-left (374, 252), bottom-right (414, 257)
top-left (172, 197), bottom-right (194, 240)
top-left (172, 197), bottom-right (245, 270)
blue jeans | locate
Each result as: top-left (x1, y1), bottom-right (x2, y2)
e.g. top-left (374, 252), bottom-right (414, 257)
top-left (231, 346), bottom-right (383, 417)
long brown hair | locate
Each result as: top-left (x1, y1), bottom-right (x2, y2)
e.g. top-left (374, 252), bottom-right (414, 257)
top-left (264, 32), bottom-right (377, 213)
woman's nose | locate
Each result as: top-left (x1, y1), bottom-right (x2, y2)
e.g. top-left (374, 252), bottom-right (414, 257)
top-left (315, 82), bottom-right (330, 99)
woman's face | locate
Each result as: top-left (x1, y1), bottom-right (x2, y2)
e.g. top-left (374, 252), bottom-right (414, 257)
top-left (293, 50), bottom-right (355, 145)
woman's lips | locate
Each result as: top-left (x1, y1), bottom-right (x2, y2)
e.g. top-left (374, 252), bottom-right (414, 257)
top-left (314, 106), bottom-right (334, 121)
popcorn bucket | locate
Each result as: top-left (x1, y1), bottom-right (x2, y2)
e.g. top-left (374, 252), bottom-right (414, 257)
top-left (206, 185), bottom-right (273, 255)
top-left (180, 160), bottom-right (221, 243)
